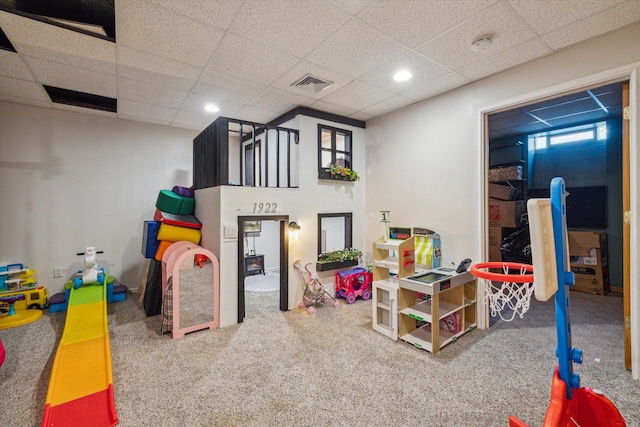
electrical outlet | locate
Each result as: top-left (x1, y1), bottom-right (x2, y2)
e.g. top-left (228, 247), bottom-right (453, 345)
top-left (54, 266), bottom-right (63, 278)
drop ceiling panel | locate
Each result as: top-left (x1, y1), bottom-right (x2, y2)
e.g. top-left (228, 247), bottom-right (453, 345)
top-left (457, 38), bottom-right (551, 81)
top-left (0, 50), bottom-right (35, 80)
top-left (0, 93), bottom-right (52, 108)
top-left (327, 0), bottom-right (373, 16)
top-left (531, 98), bottom-right (602, 120)
top-left (309, 100), bottom-right (357, 117)
top-left (361, 94), bottom-right (415, 116)
top-left (181, 93), bottom-right (244, 117)
top-left (320, 80), bottom-right (394, 111)
top-left (0, 11), bottom-right (116, 74)
top-left (349, 110), bottom-right (375, 121)
top-left (250, 88), bottom-right (317, 114)
top-left (0, 76), bottom-right (50, 101)
top-left (23, 56), bottom-right (116, 98)
top-left (544, 109), bottom-right (611, 127)
top-left (206, 33), bottom-right (300, 86)
top-left (416, 2), bottom-right (536, 71)
top-left (359, 51), bottom-right (450, 94)
top-left (540, 1), bottom-right (640, 50)
top-left (507, 0), bottom-right (627, 35)
top-left (115, 0), bottom-right (225, 67)
top-left (171, 109), bottom-right (218, 130)
top-left (401, 73), bottom-right (469, 101)
top-left (116, 46), bottom-right (200, 92)
top-left (195, 71), bottom-right (267, 104)
top-left (117, 99), bottom-right (177, 123)
top-left (149, 0), bottom-right (243, 30)
top-left (358, 0), bottom-right (498, 48)
top-left (304, 19), bottom-right (408, 79)
top-left (229, 0), bottom-right (351, 58)
top-left (234, 105), bottom-right (285, 124)
top-left (117, 76), bottom-right (189, 109)
top-left (53, 103), bottom-right (116, 118)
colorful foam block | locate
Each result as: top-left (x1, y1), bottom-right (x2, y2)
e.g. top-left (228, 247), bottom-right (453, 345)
top-left (153, 209), bottom-right (202, 229)
top-left (179, 196), bottom-right (195, 216)
top-left (155, 241), bottom-right (172, 261)
top-left (157, 223), bottom-right (201, 245)
top-left (155, 190), bottom-right (183, 215)
top-left (141, 221), bottom-right (161, 259)
top-left (172, 186), bottom-right (194, 198)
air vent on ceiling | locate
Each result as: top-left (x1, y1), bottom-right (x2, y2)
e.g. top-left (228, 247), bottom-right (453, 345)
top-left (290, 74), bottom-right (333, 93)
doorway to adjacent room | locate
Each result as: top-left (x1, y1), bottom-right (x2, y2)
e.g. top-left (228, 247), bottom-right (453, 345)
top-left (237, 216), bottom-right (289, 323)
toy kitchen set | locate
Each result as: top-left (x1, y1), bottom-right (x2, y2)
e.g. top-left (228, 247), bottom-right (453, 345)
top-left (371, 226), bottom-right (477, 354)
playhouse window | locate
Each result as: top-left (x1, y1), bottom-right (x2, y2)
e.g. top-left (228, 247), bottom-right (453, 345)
top-left (318, 212), bottom-right (353, 256)
top-left (317, 125), bottom-right (352, 179)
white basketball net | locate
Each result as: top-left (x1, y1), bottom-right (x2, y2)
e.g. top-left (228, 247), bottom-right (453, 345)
top-left (481, 264), bottom-right (535, 321)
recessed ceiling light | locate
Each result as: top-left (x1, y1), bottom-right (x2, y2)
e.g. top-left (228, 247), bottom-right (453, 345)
top-left (204, 104), bottom-right (219, 113)
top-left (393, 69), bottom-right (412, 82)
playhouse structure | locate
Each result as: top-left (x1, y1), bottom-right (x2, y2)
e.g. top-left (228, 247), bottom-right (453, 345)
top-left (193, 112), bottom-right (366, 327)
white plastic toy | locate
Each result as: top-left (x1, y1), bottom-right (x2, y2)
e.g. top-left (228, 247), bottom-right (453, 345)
top-left (74, 247), bottom-right (105, 288)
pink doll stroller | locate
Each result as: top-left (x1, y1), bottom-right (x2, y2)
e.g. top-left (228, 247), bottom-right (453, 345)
top-left (294, 260), bottom-right (340, 314)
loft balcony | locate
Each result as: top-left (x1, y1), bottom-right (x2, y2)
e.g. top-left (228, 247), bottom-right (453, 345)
top-left (193, 116), bottom-right (299, 190)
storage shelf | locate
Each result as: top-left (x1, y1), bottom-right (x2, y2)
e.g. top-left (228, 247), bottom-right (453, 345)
top-left (400, 299), bottom-right (463, 325)
top-left (398, 271), bottom-right (476, 354)
top-left (372, 236), bottom-right (415, 342)
top-left (374, 257), bottom-right (399, 269)
top-left (373, 277), bottom-right (398, 288)
top-left (374, 240), bottom-right (403, 251)
top-left (0, 268), bottom-right (27, 276)
top-left (400, 323), bottom-right (433, 353)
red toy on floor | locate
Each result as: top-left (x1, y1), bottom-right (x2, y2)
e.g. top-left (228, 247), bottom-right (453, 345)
top-left (335, 267), bottom-right (372, 304)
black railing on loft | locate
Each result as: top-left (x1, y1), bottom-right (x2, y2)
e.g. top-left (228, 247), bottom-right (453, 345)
top-left (193, 116), bottom-right (299, 190)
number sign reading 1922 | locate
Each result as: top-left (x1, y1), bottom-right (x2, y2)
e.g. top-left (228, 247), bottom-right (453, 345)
top-left (253, 202), bottom-right (277, 214)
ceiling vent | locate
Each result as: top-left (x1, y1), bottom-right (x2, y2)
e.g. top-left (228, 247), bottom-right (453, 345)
top-left (290, 74), bottom-right (333, 93)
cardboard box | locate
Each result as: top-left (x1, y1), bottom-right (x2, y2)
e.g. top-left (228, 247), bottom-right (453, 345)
top-left (568, 230), bottom-right (609, 295)
top-left (489, 183), bottom-right (518, 201)
top-left (488, 199), bottom-right (526, 228)
top-left (488, 165), bottom-right (523, 183)
top-left (488, 226), bottom-right (502, 261)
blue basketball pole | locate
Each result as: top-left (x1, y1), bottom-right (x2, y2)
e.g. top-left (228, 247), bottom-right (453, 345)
top-left (550, 177), bottom-right (583, 399)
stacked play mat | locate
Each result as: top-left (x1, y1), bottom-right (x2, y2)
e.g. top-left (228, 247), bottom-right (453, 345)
top-left (141, 186), bottom-right (201, 316)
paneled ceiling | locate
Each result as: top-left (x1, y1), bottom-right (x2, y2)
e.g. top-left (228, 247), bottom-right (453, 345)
top-left (0, 0), bottom-right (638, 131)
top-left (489, 81), bottom-right (624, 139)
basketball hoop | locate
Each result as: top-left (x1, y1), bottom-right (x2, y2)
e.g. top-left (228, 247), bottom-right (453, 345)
top-left (471, 261), bottom-right (535, 321)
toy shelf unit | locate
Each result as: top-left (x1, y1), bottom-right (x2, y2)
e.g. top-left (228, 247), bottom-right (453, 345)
top-left (372, 236), bottom-right (415, 341)
top-left (0, 263), bottom-right (34, 293)
top-left (398, 269), bottom-right (476, 354)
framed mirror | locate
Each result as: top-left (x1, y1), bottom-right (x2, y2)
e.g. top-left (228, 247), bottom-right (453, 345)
top-left (317, 213), bottom-right (353, 255)
top-left (178, 256), bottom-right (215, 332)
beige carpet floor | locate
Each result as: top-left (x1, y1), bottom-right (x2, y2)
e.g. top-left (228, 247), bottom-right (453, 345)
top-left (1, 288), bottom-right (638, 427)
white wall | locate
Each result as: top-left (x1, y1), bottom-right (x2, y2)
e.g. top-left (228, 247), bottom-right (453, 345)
top-left (365, 22), bottom-right (640, 378)
top-left (251, 219), bottom-right (280, 270)
top-left (0, 102), bottom-right (197, 294)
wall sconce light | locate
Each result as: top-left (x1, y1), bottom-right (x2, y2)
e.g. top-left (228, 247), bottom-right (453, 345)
top-left (289, 222), bottom-right (301, 240)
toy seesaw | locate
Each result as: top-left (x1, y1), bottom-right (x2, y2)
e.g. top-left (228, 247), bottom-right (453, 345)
top-left (471, 177), bottom-right (626, 426)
